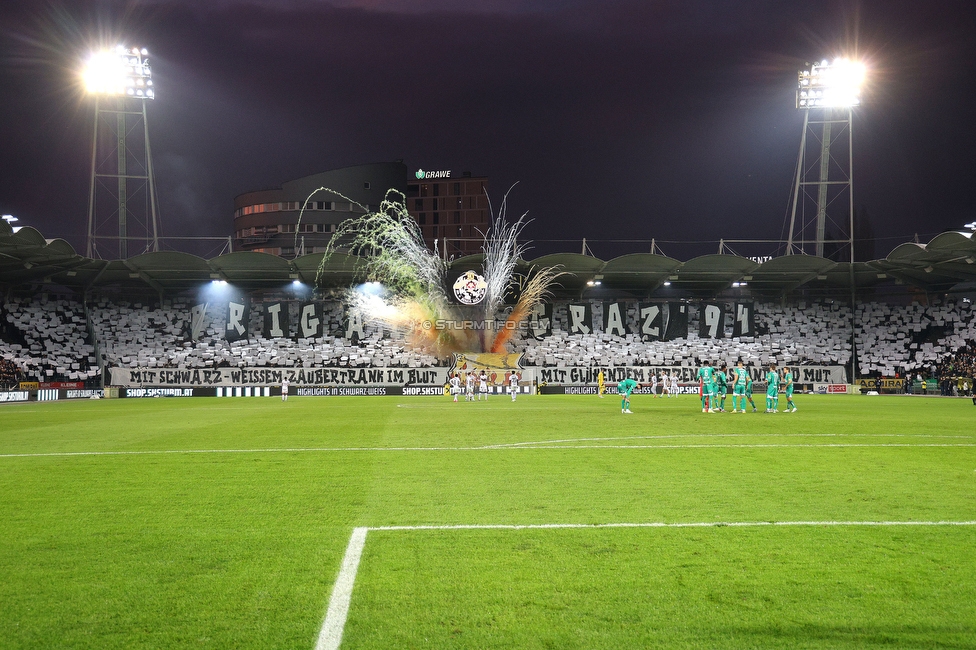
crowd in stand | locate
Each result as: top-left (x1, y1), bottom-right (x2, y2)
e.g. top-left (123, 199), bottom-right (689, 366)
top-left (0, 357), bottom-right (23, 389)
top-left (936, 342), bottom-right (976, 396)
top-left (2, 295), bottom-right (976, 392)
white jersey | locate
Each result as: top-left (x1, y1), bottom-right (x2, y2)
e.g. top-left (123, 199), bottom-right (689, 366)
top-left (466, 374), bottom-right (475, 392)
top-left (509, 373), bottom-right (520, 388)
top-left (281, 379), bottom-right (290, 393)
top-left (479, 374), bottom-right (489, 389)
top-left (449, 377), bottom-right (461, 393)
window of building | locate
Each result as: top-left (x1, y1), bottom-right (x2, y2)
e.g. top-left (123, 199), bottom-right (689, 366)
top-left (433, 212), bottom-right (440, 225)
top-left (420, 184), bottom-right (428, 197)
top-left (414, 199), bottom-right (424, 210)
top-left (457, 227), bottom-right (462, 236)
top-left (432, 198), bottom-right (439, 210)
top-left (453, 182), bottom-right (460, 195)
top-left (407, 184), bottom-right (419, 197)
top-left (453, 211), bottom-right (460, 224)
top-left (418, 213), bottom-right (426, 225)
top-left (433, 183), bottom-right (440, 197)
top-left (316, 224), bottom-right (325, 233)
top-left (363, 181), bottom-right (371, 190)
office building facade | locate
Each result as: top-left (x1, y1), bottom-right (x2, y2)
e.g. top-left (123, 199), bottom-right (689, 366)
top-left (233, 162), bottom-right (407, 257)
top-left (406, 171), bottom-right (490, 257)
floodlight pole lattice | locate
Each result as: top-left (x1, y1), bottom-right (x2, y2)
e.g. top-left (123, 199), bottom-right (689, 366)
top-left (787, 106), bottom-right (855, 260)
top-left (85, 48), bottom-right (160, 260)
top-left (787, 59), bottom-right (861, 384)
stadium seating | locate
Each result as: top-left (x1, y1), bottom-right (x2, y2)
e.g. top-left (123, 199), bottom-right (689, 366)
top-left (0, 296), bottom-right (99, 384)
top-left (516, 301), bottom-right (853, 368)
top-left (2, 294), bottom-right (974, 381)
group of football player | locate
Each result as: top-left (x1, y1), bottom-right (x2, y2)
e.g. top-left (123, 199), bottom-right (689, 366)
top-left (695, 360), bottom-right (797, 413)
top-left (448, 369), bottom-right (522, 402)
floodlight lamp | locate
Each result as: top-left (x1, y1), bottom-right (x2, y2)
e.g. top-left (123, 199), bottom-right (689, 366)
top-left (964, 221), bottom-right (976, 231)
top-left (797, 58), bottom-right (865, 109)
top-left (82, 46), bottom-right (154, 99)
top-left (1, 214), bottom-right (17, 223)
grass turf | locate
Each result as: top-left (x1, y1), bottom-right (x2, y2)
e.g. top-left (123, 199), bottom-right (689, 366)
top-left (0, 394), bottom-right (974, 648)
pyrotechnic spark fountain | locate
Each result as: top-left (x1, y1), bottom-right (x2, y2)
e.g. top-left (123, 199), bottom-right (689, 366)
top-left (302, 186), bottom-right (562, 359)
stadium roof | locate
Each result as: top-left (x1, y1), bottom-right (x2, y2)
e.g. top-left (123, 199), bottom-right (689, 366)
top-left (2, 218), bottom-right (976, 297)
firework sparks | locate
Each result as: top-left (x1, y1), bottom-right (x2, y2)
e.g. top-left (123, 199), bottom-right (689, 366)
top-left (309, 186), bottom-right (561, 359)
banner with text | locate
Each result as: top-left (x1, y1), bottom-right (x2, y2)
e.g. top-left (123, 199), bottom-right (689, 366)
top-left (110, 366), bottom-right (449, 388)
top-left (533, 364), bottom-right (846, 386)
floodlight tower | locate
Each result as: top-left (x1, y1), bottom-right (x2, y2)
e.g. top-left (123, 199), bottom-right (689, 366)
top-left (83, 45), bottom-right (160, 259)
top-left (787, 58), bottom-right (865, 260)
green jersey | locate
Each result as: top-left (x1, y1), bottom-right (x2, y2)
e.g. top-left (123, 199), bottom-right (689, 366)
top-left (696, 366), bottom-right (715, 384)
top-left (715, 372), bottom-right (727, 389)
top-left (618, 378), bottom-right (638, 395)
top-left (766, 370), bottom-right (779, 395)
top-left (734, 367), bottom-right (749, 386)
top-left (783, 371), bottom-right (794, 395)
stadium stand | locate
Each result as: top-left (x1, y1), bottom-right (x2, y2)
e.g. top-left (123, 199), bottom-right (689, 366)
top-left (3, 219), bottom-right (976, 386)
top-left (3, 291), bottom-right (974, 384)
top-left (935, 341), bottom-right (976, 396)
top-left (1, 296), bottom-right (99, 384)
top-left (89, 299), bottom-right (442, 370)
top-left (517, 301), bottom-right (853, 368)
top-left (0, 357), bottom-right (23, 389)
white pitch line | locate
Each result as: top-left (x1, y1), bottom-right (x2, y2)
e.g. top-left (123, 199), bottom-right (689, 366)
top-left (1, 442), bottom-right (974, 459)
top-left (315, 527), bottom-right (368, 650)
top-left (486, 432), bottom-right (973, 448)
top-left (368, 520), bottom-right (976, 531)
top-left (313, 519), bottom-right (976, 648)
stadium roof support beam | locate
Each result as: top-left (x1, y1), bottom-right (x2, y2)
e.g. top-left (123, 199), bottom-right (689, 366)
top-left (122, 259), bottom-right (165, 297)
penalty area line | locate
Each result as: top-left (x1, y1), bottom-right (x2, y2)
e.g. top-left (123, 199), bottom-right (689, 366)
top-left (314, 520), bottom-right (976, 649)
top-left (315, 527), bottom-right (368, 650)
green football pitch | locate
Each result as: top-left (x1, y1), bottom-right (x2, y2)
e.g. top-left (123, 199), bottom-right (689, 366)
top-left (1, 394), bottom-right (974, 649)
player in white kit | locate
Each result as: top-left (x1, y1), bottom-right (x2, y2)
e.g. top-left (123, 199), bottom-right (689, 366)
top-left (508, 371), bottom-right (520, 402)
top-left (465, 372), bottom-right (476, 401)
top-left (478, 369), bottom-right (489, 400)
top-left (449, 373), bottom-right (461, 402)
top-left (281, 378), bottom-right (289, 401)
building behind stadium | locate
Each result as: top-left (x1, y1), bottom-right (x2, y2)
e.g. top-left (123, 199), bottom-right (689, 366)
top-left (233, 162), bottom-right (491, 259)
top-left (233, 162), bottom-right (407, 257)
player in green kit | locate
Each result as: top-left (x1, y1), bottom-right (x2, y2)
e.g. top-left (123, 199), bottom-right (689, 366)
top-left (715, 365), bottom-right (729, 411)
top-left (618, 378), bottom-right (640, 413)
top-left (765, 363), bottom-right (779, 413)
top-left (745, 373), bottom-right (758, 412)
top-left (731, 361), bottom-right (749, 412)
top-left (783, 368), bottom-right (797, 412)
top-left (695, 360), bottom-right (716, 412)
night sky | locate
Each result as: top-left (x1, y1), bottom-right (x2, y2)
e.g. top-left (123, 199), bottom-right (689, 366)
top-left (1, 0), bottom-right (975, 261)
